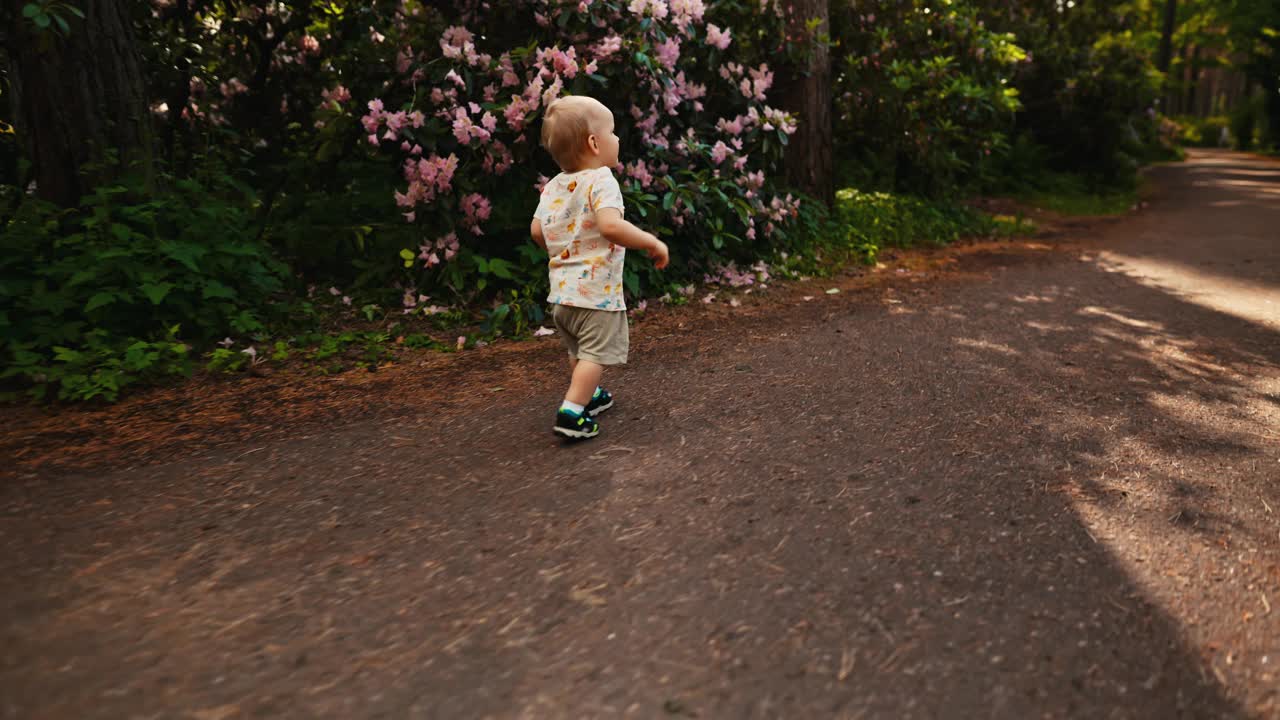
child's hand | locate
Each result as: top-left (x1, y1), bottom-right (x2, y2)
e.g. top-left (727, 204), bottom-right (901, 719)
top-left (647, 236), bottom-right (670, 269)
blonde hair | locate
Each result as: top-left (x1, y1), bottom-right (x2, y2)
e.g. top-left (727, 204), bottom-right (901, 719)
top-left (540, 96), bottom-right (607, 170)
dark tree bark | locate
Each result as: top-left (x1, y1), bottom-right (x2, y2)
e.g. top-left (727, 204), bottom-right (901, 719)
top-left (1184, 44), bottom-right (1202, 117)
top-left (3, 0), bottom-right (154, 205)
top-left (779, 0), bottom-right (834, 208)
top-left (1157, 0), bottom-right (1177, 73)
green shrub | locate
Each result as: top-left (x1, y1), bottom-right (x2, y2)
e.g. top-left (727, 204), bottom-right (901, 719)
top-left (1174, 115), bottom-right (1231, 147)
top-left (833, 190), bottom-right (1003, 263)
top-left (1230, 98), bottom-right (1262, 151)
top-left (0, 171), bottom-right (292, 401)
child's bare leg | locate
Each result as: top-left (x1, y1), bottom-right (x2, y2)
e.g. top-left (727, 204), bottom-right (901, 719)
top-left (565, 359), bottom-right (603, 406)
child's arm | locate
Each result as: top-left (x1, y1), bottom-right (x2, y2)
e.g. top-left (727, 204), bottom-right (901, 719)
top-left (596, 208), bottom-right (669, 269)
top-left (531, 218), bottom-right (546, 250)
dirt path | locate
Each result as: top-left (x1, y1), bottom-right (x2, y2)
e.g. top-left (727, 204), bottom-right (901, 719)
top-left (2, 150), bottom-right (1278, 719)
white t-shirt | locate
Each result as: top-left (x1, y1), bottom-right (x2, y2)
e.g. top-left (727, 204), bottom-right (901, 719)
top-left (534, 166), bottom-right (627, 311)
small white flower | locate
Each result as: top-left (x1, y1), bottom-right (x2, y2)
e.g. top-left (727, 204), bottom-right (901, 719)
top-left (533, 326), bottom-right (556, 337)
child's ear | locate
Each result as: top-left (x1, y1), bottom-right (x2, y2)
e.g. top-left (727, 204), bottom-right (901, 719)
top-left (587, 133), bottom-right (600, 156)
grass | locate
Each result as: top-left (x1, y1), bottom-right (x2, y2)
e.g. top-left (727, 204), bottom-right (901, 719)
top-left (1014, 172), bottom-right (1139, 216)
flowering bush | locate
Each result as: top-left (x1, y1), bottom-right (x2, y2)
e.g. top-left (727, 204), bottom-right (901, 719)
top-left (148, 1), bottom-right (805, 307)
top-left (355, 1), bottom-right (805, 306)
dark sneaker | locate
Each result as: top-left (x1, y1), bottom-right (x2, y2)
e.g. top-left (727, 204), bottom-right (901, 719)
top-left (585, 387), bottom-right (614, 417)
top-left (554, 409), bottom-right (599, 439)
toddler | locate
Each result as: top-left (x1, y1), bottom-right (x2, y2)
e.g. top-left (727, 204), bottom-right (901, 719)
top-left (532, 96), bottom-right (669, 440)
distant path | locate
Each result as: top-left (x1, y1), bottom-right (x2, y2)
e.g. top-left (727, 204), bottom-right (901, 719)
top-left (2, 150), bottom-right (1277, 718)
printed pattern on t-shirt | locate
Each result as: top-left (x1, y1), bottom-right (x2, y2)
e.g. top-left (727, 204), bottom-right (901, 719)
top-left (535, 166), bottom-right (627, 311)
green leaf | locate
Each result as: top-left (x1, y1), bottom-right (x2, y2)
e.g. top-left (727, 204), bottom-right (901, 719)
top-left (140, 282), bottom-right (174, 305)
top-left (399, 248), bottom-right (415, 260)
top-left (54, 14), bottom-right (68, 34)
top-left (662, 192), bottom-right (675, 211)
top-left (161, 241), bottom-right (206, 272)
top-left (201, 281), bottom-right (236, 300)
top-left (85, 292), bottom-right (116, 312)
top-left (22, 3), bottom-right (39, 18)
top-left (52, 346), bottom-right (84, 363)
top-left (33, 14), bottom-right (50, 29)
top-left (488, 258), bottom-right (515, 280)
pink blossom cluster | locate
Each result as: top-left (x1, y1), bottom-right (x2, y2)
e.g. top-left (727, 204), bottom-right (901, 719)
top-left (321, 85), bottom-right (351, 110)
top-left (628, 0), bottom-right (669, 20)
top-left (361, 99), bottom-right (426, 144)
top-left (418, 232), bottom-right (461, 268)
top-left (440, 26), bottom-right (492, 67)
top-left (705, 261), bottom-right (770, 288)
top-left (396, 154), bottom-right (459, 210)
top-left (705, 24), bottom-right (732, 50)
top-left (459, 194), bottom-right (493, 235)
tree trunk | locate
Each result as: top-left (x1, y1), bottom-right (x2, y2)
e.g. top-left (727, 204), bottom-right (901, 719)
top-left (1184, 45), bottom-right (1202, 117)
top-left (1157, 0), bottom-right (1177, 73)
top-left (4, 0), bottom-right (154, 205)
top-left (779, 0), bottom-right (834, 208)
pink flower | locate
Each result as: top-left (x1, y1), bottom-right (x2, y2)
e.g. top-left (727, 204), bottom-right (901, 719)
top-left (710, 140), bottom-right (731, 164)
top-left (460, 193), bottom-right (492, 234)
top-left (452, 110), bottom-right (477, 145)
top-left (670, 0), bottom-right (706, 26)
top-left (445, 69), bottom-right (466, 89)
top-left (628, 0), bottom-right (669, 19)
top-left (705, 23), bottom-right (731, 50)
top-left (594, 35), bottom-right (623, 60)
top-left (385, 111), bottom-right (407, 132)
top-left (298, 35), bottom-right (320, 55)
top-left (321, 85), bottom-right (351, 106)
top-left (654, 37), bottom-right (681, 71)
top-left (626, 160), bottom-right (655, 188)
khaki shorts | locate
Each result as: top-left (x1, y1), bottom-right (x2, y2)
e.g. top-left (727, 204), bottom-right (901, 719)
top-left (551, 304), bottom-right (629, 365)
